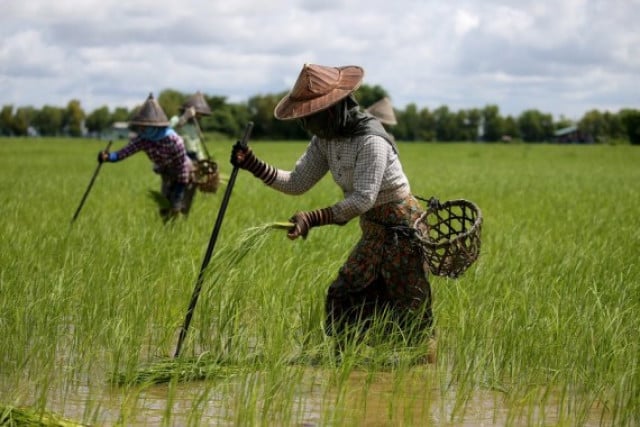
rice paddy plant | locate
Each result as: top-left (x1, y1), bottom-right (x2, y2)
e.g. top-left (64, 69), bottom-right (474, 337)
top-left (0, 405), bottom-right (88, 427)
top-left (1, 138), bottom-right (638, 425)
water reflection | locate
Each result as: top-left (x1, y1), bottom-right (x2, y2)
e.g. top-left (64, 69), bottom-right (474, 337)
top-left (33, 365), bottom-right (609, 426)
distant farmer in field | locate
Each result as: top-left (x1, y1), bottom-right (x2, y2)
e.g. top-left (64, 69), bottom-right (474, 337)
top-left (170, 91), bottom-right (210, 162)
top-left (365, 96), bottom-right (398, 142)
top-left (170, 92), bottom-right (220, 194)
top-left (231, 63), bottom-right (435, 363)
top-left (97, 93), bottom-right (196, 222)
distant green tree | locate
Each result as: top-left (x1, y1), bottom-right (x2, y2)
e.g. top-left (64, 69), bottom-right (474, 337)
top-left (63, 100), bottom-right (85, 137)
top-left (158, 89), bottom-right (186, 118)
top-left (355, 84), bottom-right (389, 110)
top-left (12, 106), bottom-right (35, 136)
top-left (620, 109), bottom-right (640, 145)
top-left (604, 111), bottom-right (625, 140)
top-left (206, 107), bottom-right (239, 136)
top-left (0, 105), bottom-right (14, 136)
top-left (228, 103), bottom-right (253, 136)
top-left (203, 95), bottom-right (227, 112)
top-left (482, 105), bottom-right (504, 142)
top-left (33, 105), bottom-right (64, 136)
top-left (197, 99), bottom-right (254, 138)
top-left (502, 115), bottom-right (520, 141)
top-left (111, 107), bottom-right (130, 123)
top-left (454, 109), bottom-right (481, 141)
top-left (247, 93), bottom-right (283, 139)
top-left (417, 107), bottom-right (435, 141)
top-left (579, 110), bottom-right (607, 143)
top-left (434, 105), bottom-right (456, 141)
top-left (85, 105), bottom-right (111, 134)
top-left (396, 103), bottom-right (420, 141)
top-left (554, 115), bottom-right (574, 131)
top-left (465, 108), bottom-right (482, 142)
top-left (7, 87), bottom-right (640, 144)
top-left (518, 109), bottom-right (553, 142)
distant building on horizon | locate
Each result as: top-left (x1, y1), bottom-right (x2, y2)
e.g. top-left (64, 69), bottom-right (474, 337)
top-left (102, 122), bottom-right (133, 140)
top-left (553, 125), bottom-right (592, 144)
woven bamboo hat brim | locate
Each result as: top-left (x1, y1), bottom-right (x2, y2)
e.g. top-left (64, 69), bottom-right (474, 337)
top-left (274, 64), bottom-right (364, 120)
top-left (182, 91), bottom-right (211, 116)
top-left (130, 93), bottom-right (169, 127)
top-left (366, 97), bottom-right (397, 126)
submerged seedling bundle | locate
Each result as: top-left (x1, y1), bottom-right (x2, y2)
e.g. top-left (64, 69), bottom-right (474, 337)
top-left (111, 354), bottom-right (248, 386)
top-left (115, 222), bottom-right (293, 386)
top-left (0, 405), bottom-right (87, 427)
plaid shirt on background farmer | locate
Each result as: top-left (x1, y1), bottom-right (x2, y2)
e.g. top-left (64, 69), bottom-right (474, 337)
top-left (98, 93), bottom-right (197, 221)
top-left (111, 132), bottom-right (193, 184)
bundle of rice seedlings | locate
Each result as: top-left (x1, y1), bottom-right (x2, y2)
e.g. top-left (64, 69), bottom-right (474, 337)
top-left (111, 353), bottom-right (250, 386)
top-left (264, 221), bottom-right (294, 230)
top-left (112, 222), bottom-right (292, 386)
top-left (211, 221), bottom-right (293, 273)
top-left (0, 405), bottom-right (88, 427)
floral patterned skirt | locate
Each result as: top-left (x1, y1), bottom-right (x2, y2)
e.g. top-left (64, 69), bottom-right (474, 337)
top-left (325, 195), bottom-right (433, 343)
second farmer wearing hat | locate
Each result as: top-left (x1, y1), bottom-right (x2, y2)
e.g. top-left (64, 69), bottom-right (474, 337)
top-left (231, 64), bottom-right (436, 363)
top-left (169, 91), bottom-right (211, 162)
top-left (366, 96), bottom-right (398, 142)
top-left (98, 93), bottom-right (196, 221)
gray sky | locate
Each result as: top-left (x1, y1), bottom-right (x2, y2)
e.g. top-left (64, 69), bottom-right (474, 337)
top-left (1, 0), bottom-right (638, 120)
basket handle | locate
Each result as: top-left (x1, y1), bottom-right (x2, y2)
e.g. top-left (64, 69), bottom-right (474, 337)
top-left (416, 195), bottom-right (442, 211)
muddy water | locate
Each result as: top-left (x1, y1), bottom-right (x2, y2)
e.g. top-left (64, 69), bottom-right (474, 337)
top-left (39, 366), bottom-right (610, 426)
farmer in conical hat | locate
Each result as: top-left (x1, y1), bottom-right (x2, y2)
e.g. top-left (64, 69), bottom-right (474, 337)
top-left (366, 96), bottom-right (398, 141)
top-left (97, 93), bottom-right (196, 222)
top-left (231, 63), bottom-right (436, 363)
top-left (169, 91), bottom-right (220, 194)
top-left (169, 91), bottom-right (211, 162)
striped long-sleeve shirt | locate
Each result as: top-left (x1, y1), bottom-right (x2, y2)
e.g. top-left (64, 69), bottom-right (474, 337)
top-left (269, 135), bottom-right (410, 224)
top-left (113, 133), bottom-right (193, 183)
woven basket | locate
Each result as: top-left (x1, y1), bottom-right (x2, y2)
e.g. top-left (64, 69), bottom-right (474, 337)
top-left (413, 197), bottom-right (483, 278)
top-left (194, 159), bottom-right (220, 193)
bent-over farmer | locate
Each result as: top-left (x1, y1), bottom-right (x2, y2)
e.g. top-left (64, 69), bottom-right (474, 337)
top-left (230, 64), bottom-right (436, 363)
top-left (97, 93), bottom-right (196, 221)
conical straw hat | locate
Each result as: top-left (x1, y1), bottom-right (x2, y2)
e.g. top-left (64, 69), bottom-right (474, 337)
top-left (366, 97), bottom-right (397, 126)
top-left (130, 93), bottom-right (169, 127)
top-left (274, 63), bottom-right (364, 120)
top-left (182, 91), bottom-right (211, 116)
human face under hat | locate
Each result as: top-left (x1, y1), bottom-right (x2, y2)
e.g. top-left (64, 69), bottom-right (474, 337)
top-left (297, 95), bottom-right (361, 139)
top-left (274, 64), bottom-right (364, 121)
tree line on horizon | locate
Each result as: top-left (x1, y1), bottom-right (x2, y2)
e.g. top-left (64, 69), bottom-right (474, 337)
top-left (1, 85), bottom-right (639, 144)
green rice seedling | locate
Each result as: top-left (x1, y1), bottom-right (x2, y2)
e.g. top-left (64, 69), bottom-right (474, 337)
top-left (2, 138), bottom-right (639, 425)
top-left (0, 405), bottom-right (87, 427)
top-left (110, 353), bottom-right (247, 386)
top-left (111, 222), bottom-right (294, 385)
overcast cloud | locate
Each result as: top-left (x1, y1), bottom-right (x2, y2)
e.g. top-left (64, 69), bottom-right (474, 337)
top-left (1, 0), bottom-right (638, 119)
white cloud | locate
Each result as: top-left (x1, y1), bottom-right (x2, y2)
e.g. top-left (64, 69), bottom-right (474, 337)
top-left (454, 9), bottom-right (480, 37)
top-left (0, 0), bottom-right (638, 119)
top-left (0, 30), bottom-right (66, 77)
